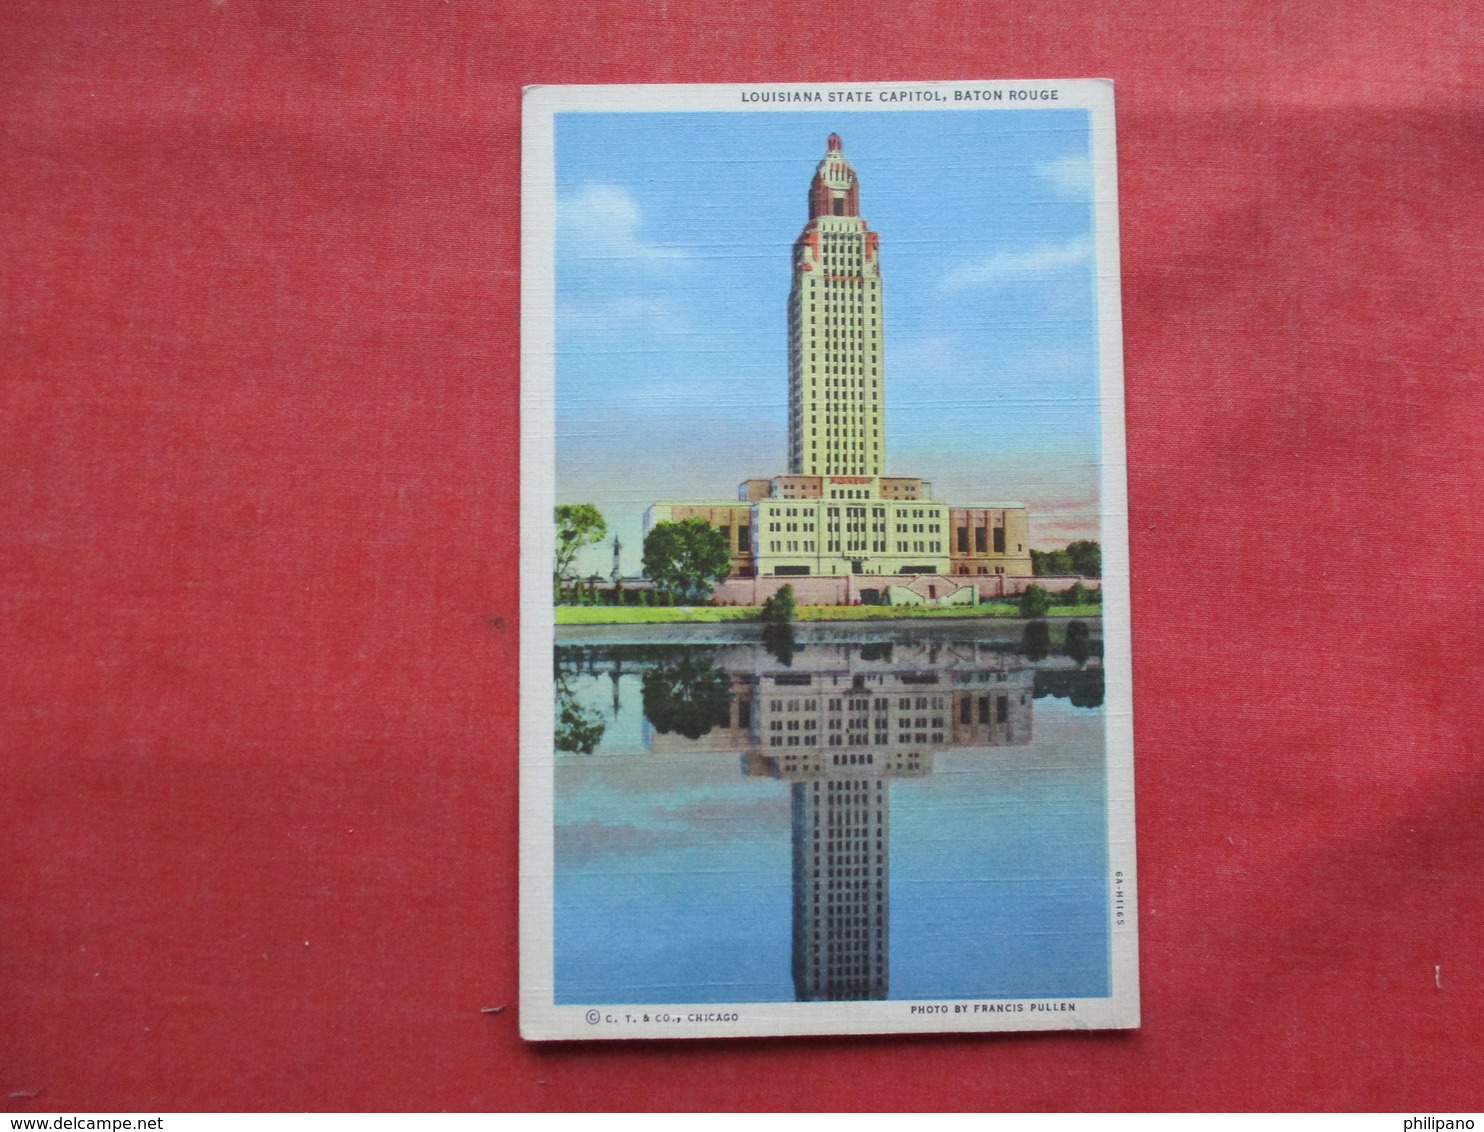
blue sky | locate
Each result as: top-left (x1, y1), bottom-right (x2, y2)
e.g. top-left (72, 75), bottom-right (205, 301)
top-left (555, 109), bottom-right (1103, 576)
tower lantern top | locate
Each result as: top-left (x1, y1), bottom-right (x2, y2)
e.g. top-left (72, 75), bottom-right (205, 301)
top-left (809, 133), bottom-right (861, 219)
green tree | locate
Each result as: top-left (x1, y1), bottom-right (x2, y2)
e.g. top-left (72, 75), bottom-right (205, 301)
top-left (554, 504), bottom-right (607, 596)
top-left (1065, 539), bottom-right (1101, 578)
top-left (642, 518), bottom-right (732, 604)
top-left (641, 650), bottom-right (733, 740)
top-left (1061, 581), bottom-right (1090, 607)
top-left (1030, 548), bottom-right (1072, 576)
top-left (760, 584), bottom-right (797, 624)
top-left (1019, 584), bottom-right (1053, 618)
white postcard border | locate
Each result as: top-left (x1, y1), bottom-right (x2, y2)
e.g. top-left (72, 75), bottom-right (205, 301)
top-left (520, 79), bottom-right (1138, 1041)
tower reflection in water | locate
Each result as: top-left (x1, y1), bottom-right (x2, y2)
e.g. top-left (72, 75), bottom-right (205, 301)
top-left (643, 639), bottom-right (1045, 1003)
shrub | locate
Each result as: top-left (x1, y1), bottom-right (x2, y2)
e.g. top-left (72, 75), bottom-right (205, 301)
top-left (1065, 619), bottom-right (1091, 665)
top-left (761, 584), bottom-right (797, 624)
top-left (1019, 584), bottom-right (1052, 619)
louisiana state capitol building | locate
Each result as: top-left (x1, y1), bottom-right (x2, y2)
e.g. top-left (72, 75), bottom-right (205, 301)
top-left (789, 133), bottom-right (886, 479)
top-left (647, 134), bottom-right (1033, 589)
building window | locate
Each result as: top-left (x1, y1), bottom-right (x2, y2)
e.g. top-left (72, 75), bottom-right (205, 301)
top-left (994, 527), bottom-right (1006, 553)
top-left (957, 527), bottom-right (969, 553)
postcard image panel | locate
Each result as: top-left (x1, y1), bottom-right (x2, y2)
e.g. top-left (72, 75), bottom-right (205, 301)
top-left (521, 80), bottom-right (1136, 1040)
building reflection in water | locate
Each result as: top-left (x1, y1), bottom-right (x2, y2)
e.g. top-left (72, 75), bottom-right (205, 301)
top-left (644, 640), bottom-right (1044, 1002)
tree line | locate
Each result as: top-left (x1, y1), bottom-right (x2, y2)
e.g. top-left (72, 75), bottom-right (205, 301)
top-left (558, 504), bottom-right (1101, 603)
top-left (1030, 539), bottom-right (1100, 578)
top-left (555, 504), bottom-right (731, 605)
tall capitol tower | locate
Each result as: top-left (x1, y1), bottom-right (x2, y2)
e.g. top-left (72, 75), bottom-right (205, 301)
top-left (646, 133), bottom-right (1033, 585)
top-left (788, 134), bottom-right (885, 478)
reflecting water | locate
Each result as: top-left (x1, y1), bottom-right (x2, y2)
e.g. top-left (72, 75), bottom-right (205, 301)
top-left (554, 626), bottom-right (1108, 1005)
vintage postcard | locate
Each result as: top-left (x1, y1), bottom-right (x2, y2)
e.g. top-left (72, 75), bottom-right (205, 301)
top-left (520, 80), bottom-right (1137, 1040)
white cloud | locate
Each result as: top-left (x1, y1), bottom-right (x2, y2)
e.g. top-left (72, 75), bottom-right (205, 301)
top-left (559, 184), bottom-right (688, 264)
top-left (942, 235), bottom-right (1093, 290)
top-left (889, 333), bottom-right (959, 371)
top-left (1037, 154), bottom-right (1094, 198)
top-left (559, 296), bottom-right (688, 338)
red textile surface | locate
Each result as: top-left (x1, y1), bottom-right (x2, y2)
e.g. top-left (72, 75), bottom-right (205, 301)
top-left (3, 0), bottom-right (1482, 1112)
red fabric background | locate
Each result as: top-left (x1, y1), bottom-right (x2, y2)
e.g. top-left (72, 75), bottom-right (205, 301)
top-left (3, 0), bottom-right (1482, 1112)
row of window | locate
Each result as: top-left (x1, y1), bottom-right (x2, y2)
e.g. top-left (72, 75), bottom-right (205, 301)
top-left (963, 695), bottom-right (1012, 724)
top-left (763, 540), bottom-right (957, 557)
top-left (804, 271), bottom-right (874, 285)
top-left (771, 731), bottom-right (944, 748)
top-left (806, 354), bottom-right (877, 366)
top-left (769, 718), bottom-right (818, 731)
top-left (769, 695), bottom-right (944, 712)
top-left (957, 526), bottom-right (1008, 553)
top-left (774, 708), bottom-right (946, 730)
top-left (809, 304), bottom-right (878, 316)
top-left (761, 504), bottom-right (938, 520)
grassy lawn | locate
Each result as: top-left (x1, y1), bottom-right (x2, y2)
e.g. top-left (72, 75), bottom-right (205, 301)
top-left (554, 605), bottom-right (757, 624)
top-left (795, 603), bottom-right (1019, 620)
top-left (555, 603), bottom-right (1102, 625)
top-left (1043, 605), bottom-right (1103, 618)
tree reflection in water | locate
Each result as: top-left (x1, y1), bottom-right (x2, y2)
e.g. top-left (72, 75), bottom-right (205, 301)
top-left (1034, 667), bottom-right (1104, 708)
top-left (554, 668), bottom-right (606, 754)
top-left (761, 621), bottom-right (797, 666)
top-left (1022, 619), bottom-right (1051, 661)
top-left (640, 649), bottom-right (734, 740)
top-left (1065, 618), bottom-right (1091, 666)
